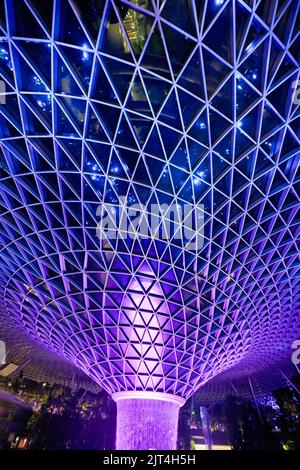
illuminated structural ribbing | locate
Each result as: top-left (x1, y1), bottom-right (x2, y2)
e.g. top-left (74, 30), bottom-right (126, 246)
top-left (0, 0), bottom-right (299, 449)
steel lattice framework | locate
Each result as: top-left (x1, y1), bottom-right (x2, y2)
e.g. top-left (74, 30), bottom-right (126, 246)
top-left (0, 0), bottom-right (299, 407)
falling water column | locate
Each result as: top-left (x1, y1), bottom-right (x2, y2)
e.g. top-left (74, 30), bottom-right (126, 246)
top-left (113, 392), bottom-right (185, 450)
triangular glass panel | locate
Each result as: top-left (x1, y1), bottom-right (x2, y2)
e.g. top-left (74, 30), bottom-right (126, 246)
top-left (267, 39), bottom-right (285, 85)
top-left (115, 114), bottom-right (138, 148)
top-left (234, 128), bottom-right (254, 158)
top-left (209, 109), bottom-right (231, 144)
top-left (55, 100), bottom-right (80, 137)
top-left (235, 1), bottom-right (252, 58)
top-left (75, 0), bottom-right (105, 44)
top-left (203, 0), bottom-right (228, 33)
top-left (162, 0), bottom-right (197, 36)
top-left (162, 22), bottom-right (196, 77)
top-left (59, 138), bottom-right (82, 167)
top-left (158, 89), bottom-right (182, 128)
top-left (204, 4), bottom-right (233, 63)
top-left (178, 176), bottom-right (193, 203)
top-left (127, 113), bottom-right (153, 147)
top-left (170, 165), bottom-right (188, 191)
top-left (102, 56), bottom-right (135, 102)
top-left (115, 1), bottom-right (154, 59)
top-left (188, 108), bottom-right (209, 147)
top-left (108, 149), bottom-right (128, 178)
top-left (178, 48), bottom-right (205, 99)
top-left (133, 158), bottom-right (151, 186)
top-left (254, 149), bottom-right (273, 175)
top-left (86, 142), bottom-right (111, 173)
top-left (23, 103), bottom-right (51, 135)
top-left (140, 25), bottom-right (171, 80)
top-left (0, 41), bottom-right (14, 83)
top-left (238, 39), bottom-right (268, 91)
top-left (55, 50), bottom-right (83, 96)
top-left (188, 139), bottom-right (209, 170)
top-left (211, 149), bottom-right (231, 180)
top-left (93, 102), bottom-right (121, 137)
top-left (12, 0), bottom-right (48, 38)
top-left (210, 76), bottom-right (234, 120)
top-left (100, 3), bottom-right (135, 62)
top-left (156, 169), bottom-right (173, 193)
top-left (158, 124), bottom-right (182, 158)
top-left (57, 144), bottom-right (80, 172)
top-left (241, 15), bottom-right (268, 59)
top-left (60, 44), bottom-right (93, 93)
top-left (177, 88), bottom-right (205, 129)
top-left (29, 138), bottom-right (56, 170)
top-left (235, 152), bottom-right (253, 180)
top-left (57, 0), bottom-right (91, 46)
top-left (17, 40), bottom-right (51, 87)
top-left (91, 60), bottom-right (118, 104)
top-left (260, 103), bottom-right (283, 138)
top-left (58, 96), bottom-right (87, 132)
top-left (13, 46), bottom-right (48, 92)
top-left (255, 0), bottom-right (275, 27)
top-left (270, 53), bottom-right (298, 89)
top-left (144, 124), bottom-right (165, 158)
top-left (0, 0), bottom-right (6, 32)
top-left (144, 156), bottom-right (166, 185)
top-left (0, 113), bottom-right (22, 138)
top-left (236, 74), bottom-right (260, 116)
top-left (169, 141), bottom-right (189, 170)
top-left (279, 128), bottom-right (299, 159)
top-left (125, 71), bottom-right (152, 116)
top-left (24, 94), bottom-right (52, 126)
top-left (118, 147), bottom-right (140, 174)
top-left (202, 48), bottom-right (231, 97)
top-left (86, 105), bottom-right (109, 142)
top-left (274, 2), bottom-right (294, 46)
top-left (142, 71), bottom-right (172, 115)
top-left (240, 103), bottom-right (261, 140)
top-left (267, 79), bottom-right (291, 118)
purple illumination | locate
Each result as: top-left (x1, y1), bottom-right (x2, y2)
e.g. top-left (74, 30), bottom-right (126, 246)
top-left (0, 0), bottom-right (300, 450)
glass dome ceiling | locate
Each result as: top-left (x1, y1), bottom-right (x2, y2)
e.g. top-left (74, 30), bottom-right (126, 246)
top-left (0, 0), bottom-right (299, 402)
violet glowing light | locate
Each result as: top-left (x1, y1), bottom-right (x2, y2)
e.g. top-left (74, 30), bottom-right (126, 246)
top-left (0, 0), bottom-right (300, 449)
